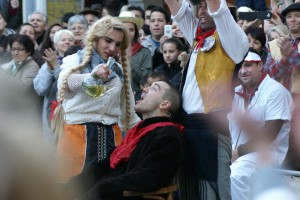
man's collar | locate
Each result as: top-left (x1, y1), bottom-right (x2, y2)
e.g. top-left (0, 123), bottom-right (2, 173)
top-left (139, 116), bottom-right (172, 128)
top-left (289, 33), bottom-right (300, 41)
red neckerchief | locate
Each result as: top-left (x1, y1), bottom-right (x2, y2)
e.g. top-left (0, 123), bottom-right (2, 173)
top-left (236, 72), bottom-right (267, 104)
top-left (195, 26), bottom-right (216, 50)
top-left (110, 121), bottom-right (184, 169)
top-left (50, 100), bottom-right (59, 121)
top-left (131, 41), bottom-right (143, 56)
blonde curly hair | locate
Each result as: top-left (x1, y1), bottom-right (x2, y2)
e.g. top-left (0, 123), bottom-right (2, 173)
top-left (51, 16), bottom-right (131, 141)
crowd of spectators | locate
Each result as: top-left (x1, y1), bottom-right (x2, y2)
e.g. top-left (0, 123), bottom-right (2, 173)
top-left (0, 0), bottom-right (300, 199)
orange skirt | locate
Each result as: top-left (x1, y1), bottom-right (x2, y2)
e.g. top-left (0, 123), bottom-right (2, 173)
top-left (56, 123), bottom-right (122, 182)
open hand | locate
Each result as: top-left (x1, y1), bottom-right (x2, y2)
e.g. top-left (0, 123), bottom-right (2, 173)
top-left (43, 48), bottom-right (58, 70)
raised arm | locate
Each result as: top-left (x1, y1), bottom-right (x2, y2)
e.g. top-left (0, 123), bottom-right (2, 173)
top-left (206, 0), bottom-right (221, 13)
top-left (165, 0), bottom-right (221, 14)
top-left (209, 0), bottom-right (249, 63)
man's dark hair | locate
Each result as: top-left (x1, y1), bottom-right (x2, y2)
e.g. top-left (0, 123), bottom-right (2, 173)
top-left (61, 12), bottom-right (75, 26)
top-left (146, 5), bottom-right (157, 11)
top-left (148, 71), bottom-right (169, 83)
top-left (142, 24), bottom-right (151, 35)
top-left (162, 81), bottom-right (182, 116)
top-left (150, 6), bottom-right (171, 23)
top-left (128, 5), bottom-right (145, 19)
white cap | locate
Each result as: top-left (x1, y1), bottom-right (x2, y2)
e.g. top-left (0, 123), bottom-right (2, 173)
top-left (244, 51), bottom-right (262, 62)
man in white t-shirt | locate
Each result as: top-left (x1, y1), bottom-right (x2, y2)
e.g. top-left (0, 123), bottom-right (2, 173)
top-left (229, 49), bottom-right (293, 200)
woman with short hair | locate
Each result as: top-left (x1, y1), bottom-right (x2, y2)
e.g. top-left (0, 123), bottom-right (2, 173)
top-left (1, 34), bottom-right (40, 111)
top-left (67, 14), bottom-right (88, 47)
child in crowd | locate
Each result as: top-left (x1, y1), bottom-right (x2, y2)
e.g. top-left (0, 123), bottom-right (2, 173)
top-left (147, 70), bottom-right (169, 87)
top-left (155, 38), bottom-right (183, 90)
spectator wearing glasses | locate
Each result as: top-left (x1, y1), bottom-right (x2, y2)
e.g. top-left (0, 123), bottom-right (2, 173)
top-left (0, 23), bottom-right (45, 67)
top-left (0, 34), bottom-right (40, 112)
top-left (68, 15), bottom-right (88, 48)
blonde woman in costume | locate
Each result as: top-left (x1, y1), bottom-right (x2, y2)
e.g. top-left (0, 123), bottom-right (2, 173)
top-left (52, 16), bottom-right (140, 183)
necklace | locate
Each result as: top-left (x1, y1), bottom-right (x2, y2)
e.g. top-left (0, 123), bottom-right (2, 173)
top-left (245, 85), bottom-right (258, 107)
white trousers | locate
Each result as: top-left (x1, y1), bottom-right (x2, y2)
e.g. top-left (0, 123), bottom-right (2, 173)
top-left (230, 160), bottom-right (258, 200)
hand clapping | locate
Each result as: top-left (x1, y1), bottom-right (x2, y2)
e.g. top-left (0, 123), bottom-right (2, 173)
top-left (43, 48), bottom-right (59, 70)
top-left (277, 35), bottom-right (293, 58)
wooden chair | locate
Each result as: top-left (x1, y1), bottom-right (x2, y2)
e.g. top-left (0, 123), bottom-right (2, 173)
top-left (123, 183), bottom-right (178, 200)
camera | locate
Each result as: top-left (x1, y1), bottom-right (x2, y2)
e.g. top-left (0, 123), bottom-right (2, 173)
top-left (238, 11), bottom-right (272, 21)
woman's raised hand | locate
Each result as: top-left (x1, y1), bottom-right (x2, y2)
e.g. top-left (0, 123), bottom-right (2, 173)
top-left (43, 48), bottom-right (58, 70)
top-left (93, 64), bottom-right (112, 81)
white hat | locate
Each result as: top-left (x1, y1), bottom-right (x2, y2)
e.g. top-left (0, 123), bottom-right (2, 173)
top-left (244, 51), bottom-right (262, 62)
top-left (117, 11), bottom-right (144, 30)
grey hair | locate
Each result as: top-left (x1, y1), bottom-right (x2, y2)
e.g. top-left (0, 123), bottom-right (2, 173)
top-left (67, 15), bottom-right (88, 30)
top-left (53, 29), bottom-right (74, 44)
top-left (28, 11), bottom-right (47, 24)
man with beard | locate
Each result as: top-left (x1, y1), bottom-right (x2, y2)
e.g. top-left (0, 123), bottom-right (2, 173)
top-left (164, 0), bottom-right (249, 199)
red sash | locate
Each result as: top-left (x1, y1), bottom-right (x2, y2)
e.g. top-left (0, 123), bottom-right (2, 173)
top-left (110, 121), bottom-right (184, 169)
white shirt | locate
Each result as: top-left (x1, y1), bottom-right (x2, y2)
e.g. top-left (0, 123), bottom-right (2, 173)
top-left (229, 75), bottom-right (293, 165)
top-left (172, 0), bottom-right (249, 114)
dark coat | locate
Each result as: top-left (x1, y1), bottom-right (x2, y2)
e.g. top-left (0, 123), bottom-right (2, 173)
top-left (152, 48), bottom-right (165, 70)
top-left (155, 62), bottom-right (182, 90)
top-left (70, 116), bottom-right (184, 200)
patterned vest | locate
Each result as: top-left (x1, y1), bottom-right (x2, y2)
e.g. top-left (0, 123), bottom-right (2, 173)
top-left (194, 32), bottom-right (235, 113)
